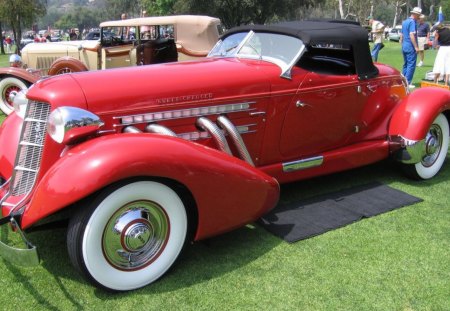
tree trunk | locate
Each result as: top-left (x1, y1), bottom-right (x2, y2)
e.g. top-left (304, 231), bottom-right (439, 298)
top-left (393, 0), bottom-right (403, 28)
top-left (0, 22), bottom-right (4, 55)
top-left (338, 0), bottom-right (345, 19)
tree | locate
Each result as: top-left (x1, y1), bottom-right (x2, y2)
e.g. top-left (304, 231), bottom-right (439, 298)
top-left (141, 0), bottom-right (177, 16)
top-left (173, 0), bottom-right (323, 28)
top-left (103, 0), bottom-right (141, 19)
top-left (0, 0), bottom-right (47, 54)
top-left (54, 6), bottom-right (102, 33)
top-left (441, 1), bottom-right (450, 22)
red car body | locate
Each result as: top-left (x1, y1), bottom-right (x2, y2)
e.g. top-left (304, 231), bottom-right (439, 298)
top-left (0, 20), bottom-right (450, 291)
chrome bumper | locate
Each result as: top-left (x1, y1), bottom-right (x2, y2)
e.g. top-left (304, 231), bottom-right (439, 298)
top-left (390, 135), bottom-right (426, 164)
top-left (0, 215), bottom-right (40, 266)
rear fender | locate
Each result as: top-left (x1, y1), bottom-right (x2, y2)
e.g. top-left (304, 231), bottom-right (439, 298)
top-left (0, 67), bottom-right (41, 85)
top-left (21, 134), bottom-right (280, 240)
top-left (389, 87), bottom-right (450, 140)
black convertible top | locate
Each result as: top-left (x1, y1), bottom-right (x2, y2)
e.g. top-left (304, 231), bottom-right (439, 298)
top-left (223, 19), bottom-right (378, 80)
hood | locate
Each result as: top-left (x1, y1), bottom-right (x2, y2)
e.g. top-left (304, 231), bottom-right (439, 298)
top-left (22, 40), bottom-right (99, 54)
top-left (21, 41), bottom-right (99, 67)
top-left (65, 58), bottom-right (273, 114)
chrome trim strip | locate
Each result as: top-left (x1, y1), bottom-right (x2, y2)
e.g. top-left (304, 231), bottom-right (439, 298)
top-left (14, 166), bottom-right (39, 173)
top-left (196, 117), bottom-right (232, 155)
top-left (114, 101), bottom-right (257, 126)
top-left (19, 141), bottom-right (42, 147)
top-left (282, 156), bottom-right (324, 172)
top-left (24, 118), bottom-right (47, 123)
top-left (217, 116), bottom-right (254, 166)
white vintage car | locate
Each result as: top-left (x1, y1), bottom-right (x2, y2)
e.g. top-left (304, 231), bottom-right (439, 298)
top-left (0, 15), bottom-right (223, 115)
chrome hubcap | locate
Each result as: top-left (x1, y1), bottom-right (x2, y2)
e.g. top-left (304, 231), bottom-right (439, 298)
top-left (8, 90), bottom-right (18, 105)
top-left (123, 221), bottom-right (153, 252)
top-left (422, 124), bottom-right (442, 167)
top-left (4, 86), bottom-right (20, 106)
top-left (102, 201), bottom-right (169, 270)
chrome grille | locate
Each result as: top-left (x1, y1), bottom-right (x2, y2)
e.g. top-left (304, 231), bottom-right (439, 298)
top-left (10, 102), bottom-right (50, 196)
top-left (36, 56), bottom-right (58, 75)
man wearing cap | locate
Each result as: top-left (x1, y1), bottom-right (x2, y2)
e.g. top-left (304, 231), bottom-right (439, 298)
top-left (417, 14), bottom-right (430, 67)
top-left (368, 16), bottom-right (385, 62)
top-left (400, 6), bottom-right (422, 88)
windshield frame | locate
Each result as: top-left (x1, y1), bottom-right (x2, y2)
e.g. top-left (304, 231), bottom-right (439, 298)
top-left (208, 30), bottom-right (306, 79)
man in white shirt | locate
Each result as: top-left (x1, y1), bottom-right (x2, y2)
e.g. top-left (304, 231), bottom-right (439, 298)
top-left (368, 16), bottom-right (385, 62)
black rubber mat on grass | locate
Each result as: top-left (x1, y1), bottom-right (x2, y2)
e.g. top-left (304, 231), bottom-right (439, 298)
top-left (258, 182), bottom-right (422, 243)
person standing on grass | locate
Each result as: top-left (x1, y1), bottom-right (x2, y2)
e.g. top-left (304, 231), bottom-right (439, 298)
top-left (400, 7), bottom-right (422, 88)
top-left (417, 14), bottom-right (430, 67)
top-left (366, 16), bottom-right (385, 62)
top-left (5, 36), bottom-right (11, 54)
top-left (432, 23), bottom-right (450, 85)
top-left (368, 16), bottom-right (385, 62)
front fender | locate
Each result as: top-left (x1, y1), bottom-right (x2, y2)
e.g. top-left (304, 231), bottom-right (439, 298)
top-left (22, 134), bottom-right (280, 240)
top-left (389, 87), bottom-right (450, 140)
top-left (0, 67), bottom-right (41, 85)
top-left (0, 113), bottom-right (23, 179)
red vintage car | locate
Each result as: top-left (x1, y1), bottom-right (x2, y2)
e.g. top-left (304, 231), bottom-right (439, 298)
top-left (0, 20), bottom-right (449, 291)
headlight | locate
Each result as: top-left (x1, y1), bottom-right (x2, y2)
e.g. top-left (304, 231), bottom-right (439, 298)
top-left (48, 107), bottom-right (104, 144)
top-left (13, 90), bottom-right (29, 118)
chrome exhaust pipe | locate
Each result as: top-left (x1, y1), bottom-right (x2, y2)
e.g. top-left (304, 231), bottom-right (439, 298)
top-left (217, 115), bottom-right (254, 166)
top-left (196, 117), bottom-right (232, 155)
top-left (145, 124), bottom-right (177, 137)
top-left (123, 126), bottom-right (142, 133)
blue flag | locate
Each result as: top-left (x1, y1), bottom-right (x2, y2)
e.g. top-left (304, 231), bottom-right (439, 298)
top-left (438, 6), bottom-right (444, 23)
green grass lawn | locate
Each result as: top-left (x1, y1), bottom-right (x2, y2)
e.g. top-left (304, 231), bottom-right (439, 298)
top-left (0, 42), bottom-right (449, 310)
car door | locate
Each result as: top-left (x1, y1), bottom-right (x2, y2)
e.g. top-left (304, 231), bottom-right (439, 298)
top-left (279, 71), bottom-right (365, 159)
top-left (101, 44), bottom-right (135, 69)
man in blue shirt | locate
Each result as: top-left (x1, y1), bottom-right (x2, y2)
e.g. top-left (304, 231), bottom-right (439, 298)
top-left (400, 7), bottom-right (422, 88)
top-left (417, 14), bottom-right (430, 67)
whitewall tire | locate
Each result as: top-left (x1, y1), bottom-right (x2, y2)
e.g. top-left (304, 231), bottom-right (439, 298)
top-left (403, 113), bottom-right (449, 180)
top-left (67, 180), bottom-right (188, 291)
top-left (0, 77), bottom-right (28, 115)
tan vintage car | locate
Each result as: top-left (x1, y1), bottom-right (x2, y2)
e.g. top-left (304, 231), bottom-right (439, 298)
top-left (0, 15), bottom-right (223, 115)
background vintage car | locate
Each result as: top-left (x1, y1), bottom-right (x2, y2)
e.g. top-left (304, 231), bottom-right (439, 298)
top-left (0, 15), bottom-right (222, 115)
top-left (388, 26), bottom-right (402, 41)
top-left (0, 20), bottom-right (449, 292)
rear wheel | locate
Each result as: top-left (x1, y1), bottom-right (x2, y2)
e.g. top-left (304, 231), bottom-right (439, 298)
top-left (67, 180), bottom-right (188, 291)
top-left (0, 77), bottom-right (28, 115)
top-left (402, 113), bottom-right (449, 179)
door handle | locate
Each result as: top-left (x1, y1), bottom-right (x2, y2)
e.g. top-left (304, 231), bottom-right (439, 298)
top-left (295, 100), bottom-right (310, 108)
top-left (367, 83), bottom-right (378, 92)
top-left (249, 111), bottom-right (266, 117)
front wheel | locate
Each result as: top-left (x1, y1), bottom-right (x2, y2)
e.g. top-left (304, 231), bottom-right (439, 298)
top-left (48, 57), bottom-right (88, 75)
top-left (67, 180), bottom-right (188, 291)
top-left (0, 77), bottom-right (28, 115)
top-left (402, 113), bottom-right (449, 180)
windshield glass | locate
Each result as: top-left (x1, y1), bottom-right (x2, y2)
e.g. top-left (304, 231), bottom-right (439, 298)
top-left (208, 31), bottom-right (305, 72)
